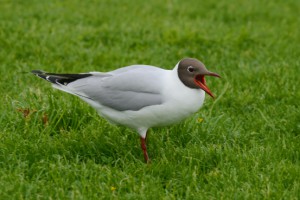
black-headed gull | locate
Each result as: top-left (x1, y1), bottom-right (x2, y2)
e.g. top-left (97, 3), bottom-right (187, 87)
top-left (32, 58), bottom-right (220, 162)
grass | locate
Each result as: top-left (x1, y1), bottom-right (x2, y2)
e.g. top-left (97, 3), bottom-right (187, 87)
top-left (0, 0), bottom-right (299, 199)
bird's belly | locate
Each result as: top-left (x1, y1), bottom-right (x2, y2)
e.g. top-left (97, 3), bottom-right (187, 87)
top-left (144, 89), bottom-right (205, 127)
top-left (99, 89), bottom-right (205, 130)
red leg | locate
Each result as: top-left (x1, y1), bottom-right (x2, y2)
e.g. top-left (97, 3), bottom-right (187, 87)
top-left (140, 136), bottom-right (150, 163)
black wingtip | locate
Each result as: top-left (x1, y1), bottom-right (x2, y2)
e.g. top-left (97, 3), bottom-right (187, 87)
top-left (31, 70), bottom-right (51, 83)
top-left (31, 70), bottom-right (93, 85)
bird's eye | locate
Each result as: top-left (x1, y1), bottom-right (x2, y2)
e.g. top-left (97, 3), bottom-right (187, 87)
top-left (187, 66), bottom-right (194, 73)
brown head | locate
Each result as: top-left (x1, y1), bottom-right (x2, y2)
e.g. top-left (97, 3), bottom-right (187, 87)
top-left (177, 58), bottom-right (220, 98)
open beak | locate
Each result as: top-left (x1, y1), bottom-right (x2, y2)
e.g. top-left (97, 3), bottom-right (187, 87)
top-left (194, 72), bottom-right (220, 98)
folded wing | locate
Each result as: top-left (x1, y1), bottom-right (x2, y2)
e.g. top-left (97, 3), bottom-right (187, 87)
top-left (32, 65), bottom-right (166, 111)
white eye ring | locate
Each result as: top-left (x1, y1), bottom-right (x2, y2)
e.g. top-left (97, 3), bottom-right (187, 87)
top-left (187, 66), bottom-right (194, 73)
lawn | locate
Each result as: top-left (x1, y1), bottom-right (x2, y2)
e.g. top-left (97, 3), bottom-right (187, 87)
top-left (0, 0), bottom-right (299, 199)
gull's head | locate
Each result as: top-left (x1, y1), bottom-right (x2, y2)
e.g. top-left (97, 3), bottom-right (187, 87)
top-left (177, 58), bottom-right (220, 98)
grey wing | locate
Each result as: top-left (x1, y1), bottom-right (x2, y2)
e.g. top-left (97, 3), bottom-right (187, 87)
top-left (68, 66), bottom-right (166, 111)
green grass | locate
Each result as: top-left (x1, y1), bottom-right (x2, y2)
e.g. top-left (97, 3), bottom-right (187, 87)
top-left (0, 0), bottom-right (299, 199)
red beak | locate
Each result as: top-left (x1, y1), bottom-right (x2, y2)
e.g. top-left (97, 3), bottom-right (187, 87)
top-left (194, 72), bottom-right (220, 98)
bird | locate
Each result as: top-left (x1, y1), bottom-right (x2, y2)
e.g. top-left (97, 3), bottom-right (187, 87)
top-left (31, 58), bottom-right (220, 163)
